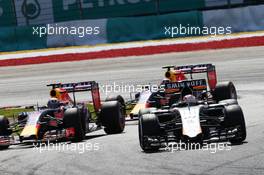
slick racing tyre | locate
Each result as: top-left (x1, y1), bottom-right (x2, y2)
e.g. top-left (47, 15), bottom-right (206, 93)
top-left (214, 82), bottom-right (237, 102)
top-left (64, 108), bottom-right (85, 142)
top-left (78, 104), bottom-right (90, 133)
top-left (223, 105), bottom-right (246, 144)
top-left (106, 95), bottom-right (125, 106)
top-left (0, 116), bottom-right (11, 150)
top-left (139, 114), bottom-right (161, 152)
top-left (101, 101), bottom-right (125, 134)
top-left (105, 95), bottom-right (126, 117)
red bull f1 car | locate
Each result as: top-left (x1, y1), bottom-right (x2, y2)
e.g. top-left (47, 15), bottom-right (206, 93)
top-left (130, 64), bottom-right (188, 119)
top-left (138, 64), bottom-right (246, 151)
top-left (0, 81), bottom-right (126, 150)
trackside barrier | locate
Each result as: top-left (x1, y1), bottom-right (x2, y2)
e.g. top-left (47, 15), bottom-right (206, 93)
top-left (106, 11), bottom-right (203, 43)
top-left (203, 4), bottom-right (264, 32)
top-left (0, 0), bottom-right (262, 27)
top-left (0, 25), bottom-right (47, 52)
top-left (1, 4), bottom-right (264, 52)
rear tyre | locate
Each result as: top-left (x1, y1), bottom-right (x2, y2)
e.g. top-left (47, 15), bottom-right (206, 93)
top-left (139, 114), bottom-right (161, 152)
top-left (0, 116), bottom-right (11, 150)
top-left (63, 108), bottom-right (84, 142)
top-left (106, 95), bottom-right (126, 120)
top-left (214, 82), bottom-right (237, 102)
top-left (223, 105), bottom-right (246, 144)
top-left (106, 95), bottom-right (125, 106)
top-left (79, 105), bottom-right (90, 133)
top-left (101, 101), bottom-right (125, 134)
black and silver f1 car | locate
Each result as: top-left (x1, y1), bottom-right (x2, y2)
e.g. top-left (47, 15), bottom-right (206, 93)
top-left (0, 81), bottom-right (126, 149)
top-left (138, 64), bottom-right (246, 151)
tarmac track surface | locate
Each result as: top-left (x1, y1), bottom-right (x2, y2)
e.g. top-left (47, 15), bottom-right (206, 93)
top-left (0, 46), bottom-right (264, 175)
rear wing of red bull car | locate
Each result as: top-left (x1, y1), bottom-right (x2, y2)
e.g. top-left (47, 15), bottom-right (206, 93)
top-left (47, 81), bottom-right (101, 113)
top-left (47, 81), bottom-right (97, 92)
top-left (174, 64), bottom-right (217, 90)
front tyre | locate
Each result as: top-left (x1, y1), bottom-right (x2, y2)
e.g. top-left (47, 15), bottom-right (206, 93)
top-left (0, 116), bottom-right (11, 150)
top-left (63, 108), bottom-right (85, 142)
top-left (139, 114), bottom-right (161, 152)
top-left (223, 105), bottom-right (246, 144)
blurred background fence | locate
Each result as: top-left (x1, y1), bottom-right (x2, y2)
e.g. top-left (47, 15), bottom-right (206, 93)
top-left (1, 0), bottom-right (264, 27)
top-left (1, 0), bottom-right (264, 52)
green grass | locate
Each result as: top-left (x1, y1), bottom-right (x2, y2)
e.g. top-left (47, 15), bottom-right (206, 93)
top-left (87, 103), bottom-right (97, 121)
top-left (0, 108), bottom-right (34, 118)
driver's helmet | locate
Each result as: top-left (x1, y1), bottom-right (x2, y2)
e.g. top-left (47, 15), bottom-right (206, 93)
top-left (47, 97), bottom-right (61, 109)
top-left (183, 94), bottom-right (197, 104)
